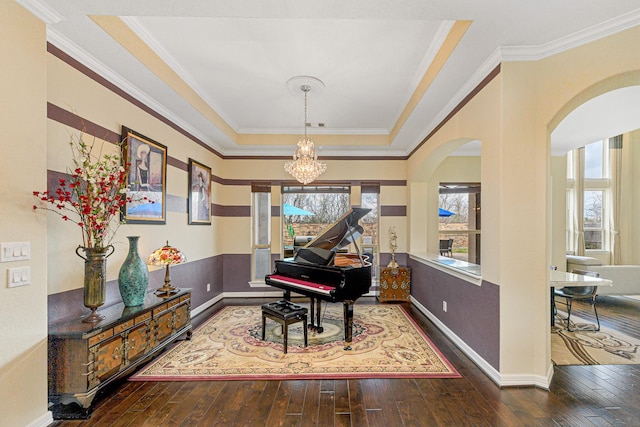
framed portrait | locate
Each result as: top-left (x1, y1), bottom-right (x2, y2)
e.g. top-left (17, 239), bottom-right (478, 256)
top-left (121, 126), bottom-right (167, 224)
top-left (188, 158), bottom-right (212, 225)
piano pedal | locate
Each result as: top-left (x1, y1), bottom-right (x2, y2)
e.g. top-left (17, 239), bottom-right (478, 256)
top-left (307, 324), bottom-right (324, 333)
top-left (343, 344), bottom-right (352, 351)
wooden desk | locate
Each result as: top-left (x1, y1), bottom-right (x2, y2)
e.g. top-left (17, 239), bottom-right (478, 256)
top-left (48, 289), bottom-right (192, 419)
top-left (549, 271), bottom-right (612, 325)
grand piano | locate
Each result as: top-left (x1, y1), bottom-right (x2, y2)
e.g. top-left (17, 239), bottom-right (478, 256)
top-left (265, 207), bottom-right (372, 350)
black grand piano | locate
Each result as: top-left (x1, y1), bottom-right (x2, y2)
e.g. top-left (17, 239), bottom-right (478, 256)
top-left (265, 207), bottom-right (372, 350)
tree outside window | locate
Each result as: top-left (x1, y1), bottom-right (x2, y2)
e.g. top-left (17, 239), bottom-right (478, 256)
top-left (584, 190), bottom-right (603, 250)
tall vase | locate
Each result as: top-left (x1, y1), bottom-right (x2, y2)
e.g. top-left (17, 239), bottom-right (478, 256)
top-left (76, 245), bottom-right (115, 323)
top-left (118, 236), bottom-right (149, 307)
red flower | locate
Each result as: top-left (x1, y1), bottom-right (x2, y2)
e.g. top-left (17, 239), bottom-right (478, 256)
top-left (32, 132), bottom-right (135, 248)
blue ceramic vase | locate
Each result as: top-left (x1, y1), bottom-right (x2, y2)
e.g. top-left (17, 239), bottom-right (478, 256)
top-left (118, 236), bottom-right (149, 307)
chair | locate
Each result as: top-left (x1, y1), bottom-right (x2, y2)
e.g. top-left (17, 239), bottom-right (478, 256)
top-left (439, 238), bottom-right (453, 257)
top-left (554, 269), bottom-right (600, 331)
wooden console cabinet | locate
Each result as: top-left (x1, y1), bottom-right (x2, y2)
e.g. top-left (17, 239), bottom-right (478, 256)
top-left (378, 267), bottom-right (411, 302)
top-left (48, 288), bottom-right (192, 419)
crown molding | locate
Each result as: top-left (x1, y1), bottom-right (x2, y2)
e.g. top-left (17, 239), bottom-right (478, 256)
top-left (406, 9), bottom-right (640, 157)
top-left (388, 20), bottom-right (456, 131)
top-left (501, 8), bottom-right (640, 62)
top-left (406, 48), bottom-right (501, 157)
top-left (16, 0), bottom-right (64, 24)
top-left (238, 127), bottom-right (389, 135)
top-left (46, 28), bottom-right (227, 151)
top-left (121, 16), bottom-right (240, 132)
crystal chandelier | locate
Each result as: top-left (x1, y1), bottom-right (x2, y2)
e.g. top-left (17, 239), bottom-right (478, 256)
top-left (284, 84), bottom-right (327, 184)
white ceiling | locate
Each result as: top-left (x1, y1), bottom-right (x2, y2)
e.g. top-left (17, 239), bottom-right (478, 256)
top-left (20, 0), bottom-right (640, 157)
top-left (551, 86), bottom-right (640, 155)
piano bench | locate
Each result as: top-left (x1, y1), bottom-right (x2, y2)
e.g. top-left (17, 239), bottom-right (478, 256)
top-left (261, 301), bottom-right (308, 354)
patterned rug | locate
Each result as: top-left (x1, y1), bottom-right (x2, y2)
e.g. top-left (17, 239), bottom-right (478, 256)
top-left (552, 311), bottom-right (640, 365)
top-left (131, 304), bottom-right (460, 381)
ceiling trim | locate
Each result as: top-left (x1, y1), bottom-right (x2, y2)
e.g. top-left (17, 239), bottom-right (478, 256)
top-left (89, 15), bottom-right (238, 142)
top-left (15, 0), bottom-right (64, 24)
top-left (389, 20), bottom-right (472, 143)
top-left (46, 30), bottom-right (223, 154)
top-left (45, 41), bottom-right (225, 159)
top-left (121, 16), bottom-right (240, 132)
top-left (500, 8), bottom-right (640, 62)
top-left (409, 64), bottom-right (501, 158)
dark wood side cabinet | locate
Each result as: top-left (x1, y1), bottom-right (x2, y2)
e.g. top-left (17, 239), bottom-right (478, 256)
top-left (378, 267), bottom-right (411, 302)
top-left (48, 289), bottom-right (192, 419)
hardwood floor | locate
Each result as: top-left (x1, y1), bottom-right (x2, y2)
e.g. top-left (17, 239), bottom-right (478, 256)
top-left (52, 296), bottom-right (640, 426)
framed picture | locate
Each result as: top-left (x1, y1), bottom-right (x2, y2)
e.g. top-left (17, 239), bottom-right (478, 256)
top-left (121, 126), bottom-right (167, 224)
top-left (188, 158), bottom-right (212, 225)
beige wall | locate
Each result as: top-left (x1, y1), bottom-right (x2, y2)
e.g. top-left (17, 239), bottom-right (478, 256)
top-left (407, 25), bottom-right (640, 382)
top-left (3, 5), bottom-right (640, 423)
top-left (0, 2), bottom-right (50, 426)
top-left (46, 54), bottom-right (221, 295)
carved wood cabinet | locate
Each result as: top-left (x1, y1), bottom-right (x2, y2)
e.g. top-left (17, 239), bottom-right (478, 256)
top-left (48, 289), bottom-right (192, 419)
top-left (378, 267), bottom-right (411, 302)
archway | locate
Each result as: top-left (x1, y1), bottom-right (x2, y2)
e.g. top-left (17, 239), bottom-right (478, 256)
top-left (409, 138), bottom-right (481, 256)
top-left (547, 73), bottom-right (640, 366)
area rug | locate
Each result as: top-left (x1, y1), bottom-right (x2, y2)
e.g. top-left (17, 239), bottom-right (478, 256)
top-left (130, 304), bottom-right (460, 381)
top-left (552, 311), bottom-right (640, 365)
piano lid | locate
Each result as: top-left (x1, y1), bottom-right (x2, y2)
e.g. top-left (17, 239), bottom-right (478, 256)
top-left (302, 207), bottom-right (371, 252)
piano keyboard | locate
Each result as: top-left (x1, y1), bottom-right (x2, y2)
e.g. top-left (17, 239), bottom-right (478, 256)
top-left (267, 275), bottom-right (336, 296)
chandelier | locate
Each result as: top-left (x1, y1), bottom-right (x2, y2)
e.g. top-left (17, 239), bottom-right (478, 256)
top-left (284, 83), bottom-right (327, 184)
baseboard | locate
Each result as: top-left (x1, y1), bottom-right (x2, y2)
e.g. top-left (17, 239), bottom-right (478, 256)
top-left (26, 411), bottom-right (53, 427)
top-left (410, 297), bottom-right (502, 386)
top-left (410, 296), bottom-right (552, 389)
top-left (191, 293), bottom-right (224, 317)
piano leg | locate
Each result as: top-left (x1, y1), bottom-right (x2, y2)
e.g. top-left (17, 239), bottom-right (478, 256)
top-left (308, 298), bottom-right (324, 333)
top-left (343, 301), bottom-right (354, 350)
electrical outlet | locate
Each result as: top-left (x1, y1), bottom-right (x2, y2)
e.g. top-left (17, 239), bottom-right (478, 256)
top-left (443, 301), bottom-right (447, 312)
top-left (206, 283), bottom-right (211, 292)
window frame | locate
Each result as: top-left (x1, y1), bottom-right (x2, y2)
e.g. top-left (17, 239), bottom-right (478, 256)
top-left (250, 185), bottom-right (271, 285)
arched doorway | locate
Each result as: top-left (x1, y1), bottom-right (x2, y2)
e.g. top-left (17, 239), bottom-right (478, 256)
top-left (548, 76), bottom-right (640, 366)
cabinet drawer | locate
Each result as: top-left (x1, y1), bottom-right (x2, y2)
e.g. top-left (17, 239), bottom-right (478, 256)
top-left (174, 302), bottom-right (190, 330)
top-left (152, 303), bottom-right (168, 316)
top-left (92, 335), bottom-right (124, 386)
top-left (153, 310), bottom-right (174, 346)
top-left (113, 320), bottom-right (134, 334)
top-left (126, 322), bottom-right (151, 364)
top-left (180, 295), bottom-right (190, 303)
top-left (88, 329), bottom-right (113, 347)
top-left (167, 299), bottom-right (180, 308)
top-left (135, 311), bottom-right (151, 325)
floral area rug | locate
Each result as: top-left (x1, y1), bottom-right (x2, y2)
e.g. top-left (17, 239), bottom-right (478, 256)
top-left (552, 311), bottom-right (640, 365)
top-left (130, 304), bottom-right (460, 381)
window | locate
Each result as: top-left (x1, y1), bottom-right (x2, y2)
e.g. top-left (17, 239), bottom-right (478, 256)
top-left (584, 190), bottom-right (603, 250)
top-left (439, 183), bottom-right (481, 264)
top-left (584, 140), bottom-right (604, 179)
top-left (567, 139), bottom-right (610, 253)
top-left (361, 184), bottom-right (379, 279)
top-left (282, 186), bottom-right (350, 256)
top-left (251, 185), bottom-right (271, 283)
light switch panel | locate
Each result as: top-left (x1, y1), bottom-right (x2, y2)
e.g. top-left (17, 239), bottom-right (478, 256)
top-left (8, 266), bottom-right (30, 287)
top-left (0, 242), bottom-right (30, 262)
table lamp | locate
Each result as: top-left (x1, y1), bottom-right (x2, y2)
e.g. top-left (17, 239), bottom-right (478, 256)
top-left (147, 241), bottom-right (186, 296)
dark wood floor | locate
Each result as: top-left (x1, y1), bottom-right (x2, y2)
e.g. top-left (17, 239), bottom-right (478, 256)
top-left (52, 296), bottom-right (640, 426)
